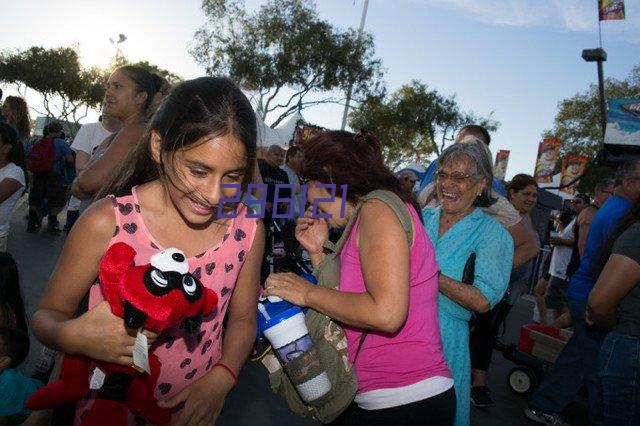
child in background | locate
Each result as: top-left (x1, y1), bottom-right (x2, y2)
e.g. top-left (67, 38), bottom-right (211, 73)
top-left (30, 77), bottom-right (264, 425)
top-left (0, 253), bottom-right (28, 333)
top-left (0, 327), bottom-right (44, 424)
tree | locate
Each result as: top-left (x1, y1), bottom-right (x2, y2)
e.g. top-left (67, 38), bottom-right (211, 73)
top-left (544, 65), bottom-right (640, 159)
top-left (0, 46), bottom-right (106, 129)
top-left (349, 81), bottom-right (499, 169)
top-left (542, 65), bottom-right (640, 194)
top-left (190, 0), bottom-right (384, 126)
top-left (0, 46), bottom-right (182, 132)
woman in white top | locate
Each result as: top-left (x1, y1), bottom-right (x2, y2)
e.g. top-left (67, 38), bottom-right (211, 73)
top-left (0, 123), bottom-right (27, 251)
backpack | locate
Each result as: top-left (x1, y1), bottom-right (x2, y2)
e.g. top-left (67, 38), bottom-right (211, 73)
top-left (27, 137), bottom-right (56, 173)
top-left (261, 190), bottom-right (415, 423)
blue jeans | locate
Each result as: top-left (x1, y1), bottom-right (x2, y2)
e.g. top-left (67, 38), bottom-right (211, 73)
top-left (531, 300), bottom-right (607, 421)
top-left (597, 331), bottom-right (640, 425)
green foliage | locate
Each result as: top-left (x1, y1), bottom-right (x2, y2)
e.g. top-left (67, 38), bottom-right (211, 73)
top-left (0, 46), bottom-right (182, 127)
top-left (349, 81), bottom-right (499, 169)
top-left (191, 0), bottom-right (384, 126)
top-left (545, 65), bottom-right (640, 159)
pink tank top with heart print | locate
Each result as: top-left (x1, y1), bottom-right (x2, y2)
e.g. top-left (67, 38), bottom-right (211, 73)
top-left (75, 186), bottom-right (258, 424)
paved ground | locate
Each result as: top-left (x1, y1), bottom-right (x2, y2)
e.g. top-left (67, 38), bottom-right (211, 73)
top-left (9, 198), bottom-right (587, 425)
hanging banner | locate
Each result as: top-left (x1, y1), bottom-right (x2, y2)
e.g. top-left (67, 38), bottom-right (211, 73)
top-left (604, 98), bottom-right (640, 147)
top-left (494, 150), bottom-right (510, 182)
top-left (560, 154), bottom-right (588, 195)
top-left (534, 138), bottom-right (562, 183)
top-left (599, 0), bottom-right (625, 21)
top-left (294, 124), bottom-right (324, 146)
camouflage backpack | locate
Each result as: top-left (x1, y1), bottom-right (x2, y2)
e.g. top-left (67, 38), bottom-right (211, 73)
top-left (261, 190), bottom-right (414, 423)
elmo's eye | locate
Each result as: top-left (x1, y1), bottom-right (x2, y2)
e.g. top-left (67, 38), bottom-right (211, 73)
top-left (182, 275), bottom-right (197, 295)
top-left (151, 270), bottom-right (168, 287)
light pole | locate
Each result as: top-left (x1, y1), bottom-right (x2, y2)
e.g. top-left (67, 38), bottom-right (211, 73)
top-left (109, 34), bottom-right (127, 67)
top-left (581, 48), bottom-right (607, 145)
top-left (340, 0), bottom-right (369, 130)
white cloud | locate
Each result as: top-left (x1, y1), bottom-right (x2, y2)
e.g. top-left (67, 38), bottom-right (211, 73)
top-left (418, 0), bottom-right (640, 41)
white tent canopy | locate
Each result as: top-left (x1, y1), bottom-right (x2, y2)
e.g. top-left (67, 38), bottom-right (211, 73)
top-left (256, 111), bottom-right (305, 148)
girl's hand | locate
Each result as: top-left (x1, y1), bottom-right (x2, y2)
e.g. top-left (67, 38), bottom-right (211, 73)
top-left (264, 273), bottom-right (315, 307)
top-left (158, 366), bottom-right (234, 426)
top-left (295, 208), bottom-right (328, 255)
top-left (63, 301), bottom-right (157, 366)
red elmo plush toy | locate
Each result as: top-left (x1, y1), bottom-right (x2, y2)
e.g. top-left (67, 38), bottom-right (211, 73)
top-left (27, 242), bottom-right (219, 425)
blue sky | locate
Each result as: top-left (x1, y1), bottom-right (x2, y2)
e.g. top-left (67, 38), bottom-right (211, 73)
top-left (1, 0), bottom-right (639, 178)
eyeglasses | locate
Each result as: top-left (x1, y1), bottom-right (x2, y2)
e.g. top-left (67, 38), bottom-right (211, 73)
top-left (435, 170), bottom-right (475, 184)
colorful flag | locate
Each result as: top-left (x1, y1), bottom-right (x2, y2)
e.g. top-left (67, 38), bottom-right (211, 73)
top-left (494, 150), bottom-right (510, 182)
top-left (534, 138), bottom-right (562, 183)
top-left (560, 154), bottom-right (589, 195)
top-left (599, 0), bottom-right (625, 21)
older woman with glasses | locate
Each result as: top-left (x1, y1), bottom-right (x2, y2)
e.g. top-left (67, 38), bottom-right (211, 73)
top-left (422, 140), bottom-right (513, 426)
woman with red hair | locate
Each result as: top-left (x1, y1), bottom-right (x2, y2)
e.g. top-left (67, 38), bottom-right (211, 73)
top-left (265, 131), bottom-right (455, 425)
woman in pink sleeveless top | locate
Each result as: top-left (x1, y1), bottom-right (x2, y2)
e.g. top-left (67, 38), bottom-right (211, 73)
top-left (266, 131), bottom-right (455, 425)
top-left (30, 77), bottom-right (264, 425)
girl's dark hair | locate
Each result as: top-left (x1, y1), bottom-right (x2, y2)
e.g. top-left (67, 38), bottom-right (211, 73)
top-left (0, 252), bottom-right (27, 333)
top-left (299, 130), bottom-right (422, 221)
top-left (0, 123), bottom-right (28, 189)
top-left (593, 199), bottom-right (640, 278)
top-left (507, 174), bottom-right (538, 199)
top-left (99, 77), bottom-right (257, 205)
top-left (117, 66), bottom-right (160, 111)
top-left (3, 96), bottom-right (31, 140)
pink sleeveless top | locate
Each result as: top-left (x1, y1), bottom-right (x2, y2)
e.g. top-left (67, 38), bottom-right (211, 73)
top-left (76, 187), bottom-right (258, 423)
top-left (340, 203), bottom-right (451, 394)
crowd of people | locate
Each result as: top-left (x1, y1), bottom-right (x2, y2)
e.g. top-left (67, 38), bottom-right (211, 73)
top-left (0, 70), bottom-right (638, 426)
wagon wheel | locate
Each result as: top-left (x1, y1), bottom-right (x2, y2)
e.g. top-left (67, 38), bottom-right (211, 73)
top-left (507, 366), bottom-right (538, 395)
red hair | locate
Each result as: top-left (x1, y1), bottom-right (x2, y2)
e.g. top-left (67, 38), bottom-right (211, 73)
top-left (300, 131), bottom-right (421, 218)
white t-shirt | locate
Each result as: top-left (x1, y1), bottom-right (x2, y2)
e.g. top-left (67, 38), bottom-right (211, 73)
top-left (549, 217), bottom-right (576, 280)
top-left (0, 163), bottom-right (26, 237)
top-left (71, 122), bottom-right (112, 156)
top-left (68, 122), bottom-right (112, 210)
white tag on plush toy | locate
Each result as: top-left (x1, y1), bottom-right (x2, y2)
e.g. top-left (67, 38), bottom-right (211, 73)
top-left (89, 367), bottom-right (106, 390)
top-left (133, 331), bottom-right (150, 374)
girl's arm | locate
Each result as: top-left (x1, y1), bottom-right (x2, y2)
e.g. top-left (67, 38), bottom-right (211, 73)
top-left (72, 124), bottom-right (144, 198)
top-left (158, 221), bottom-right (265, 425)
top-left (267, 200), bottom-right (410, 334)
top-left (31, 199), bottom-right (140, 365)
top-left (0, 178), bottom-right (23, 203)
top-left (217, 221), bottom-right (265, 373)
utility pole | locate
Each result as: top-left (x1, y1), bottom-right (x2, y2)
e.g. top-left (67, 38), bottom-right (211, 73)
top-left (340, 0), bottom-right (369, 130)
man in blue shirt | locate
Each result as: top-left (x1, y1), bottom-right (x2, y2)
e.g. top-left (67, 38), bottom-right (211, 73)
top-left (27, 122), bottom-right (73, 234)
top-left (526, 160), bottom-right (640, 425)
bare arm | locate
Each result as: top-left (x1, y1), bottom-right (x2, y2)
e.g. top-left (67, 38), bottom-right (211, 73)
top-left (269, 200), bottom-right (411, 334)
top-left (509, 219), bottom-right (539, 269)
top-left (0, 178), bottom-right (23, 203)
top-left (74, 150), bottom-right (91, 171)
top-left (438, 274), bottom-right (490, 313)
top-left (217, 221), bottom-right (264, 377)
top-left (31, 199), bottom-right (140, 365)
top-left (588, 254), bottom-right (640, 328)
top-left (72, 124), bottom-right (144, 197)
top-left (578, 208), bottom-right (596, 258)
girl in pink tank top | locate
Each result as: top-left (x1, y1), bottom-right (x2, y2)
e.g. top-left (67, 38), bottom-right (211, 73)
top-left (30, 77), bottom-right (264, 425)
